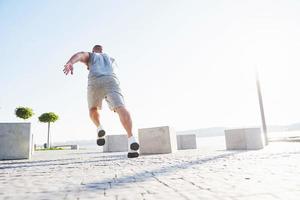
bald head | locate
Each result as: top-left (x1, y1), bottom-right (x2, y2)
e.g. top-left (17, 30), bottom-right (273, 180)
top-left (92, 45), bottom-right (103, 53)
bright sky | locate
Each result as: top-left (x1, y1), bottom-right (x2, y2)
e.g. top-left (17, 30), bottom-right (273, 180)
top-left (0, 0), bottom-right (300, 144)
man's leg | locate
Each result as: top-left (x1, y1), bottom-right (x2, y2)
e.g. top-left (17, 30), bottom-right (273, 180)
top-left (115, 106), bottom-right (133, 138)
top-left (89, 107), bottom-right (106, 146)
top-left (89, 107), bottom-right (100, 127)
top-left (103, 76), bottom-right (139, 157)
top-left (115, 106), bottom-right (139, 158)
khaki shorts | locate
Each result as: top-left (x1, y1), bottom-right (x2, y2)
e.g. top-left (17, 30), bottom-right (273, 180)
top-left (87, 76), bottom-right (125, 111)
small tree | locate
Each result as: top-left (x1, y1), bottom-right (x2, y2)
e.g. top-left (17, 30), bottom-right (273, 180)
top-left (15, 107), bottom-right (34, 120)
top-left (38, 112), bottom-right (59, 148)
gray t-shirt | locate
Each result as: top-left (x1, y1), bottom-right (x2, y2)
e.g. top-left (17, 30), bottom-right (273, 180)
top-left (88, 52), bottom-right (116, 79)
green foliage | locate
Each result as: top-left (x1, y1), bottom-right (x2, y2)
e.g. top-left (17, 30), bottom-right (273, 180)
top-left (36, 147), bottom-right (63, 151)
top-left (38, 112), bottom-right (59, 123)
top-left (15, 107), bottom-right (34, 120)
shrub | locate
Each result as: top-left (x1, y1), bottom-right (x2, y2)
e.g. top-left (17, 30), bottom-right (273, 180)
top-left (15, 107), bottom-right (34, 120)
top-left (38, 112), bottom-right (59, 123)
top-left (38, 112), bottom-right (59, 148)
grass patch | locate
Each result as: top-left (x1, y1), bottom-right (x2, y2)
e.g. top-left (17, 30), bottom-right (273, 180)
top-left (36, 147), bottom-right (64, 151)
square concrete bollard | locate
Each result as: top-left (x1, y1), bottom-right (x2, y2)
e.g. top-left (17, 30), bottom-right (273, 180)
top-left (177, 134), bottom-right (197, 150)
top-left (225, 128), bottom-right (265, 150)
top-left (138, 126), bottom-right (177, 155)
top-left (103, 135), bottom-right (128, 152)
top-left (0, 123), bottom-right (32, 160)
top-left (71, 145), bottom-right (79, 150)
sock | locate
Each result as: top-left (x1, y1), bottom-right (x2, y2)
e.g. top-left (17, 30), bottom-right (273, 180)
top-left (97, 125), bottom-right (104, 131)
top-left (128, 136), bottom-right (137, 145)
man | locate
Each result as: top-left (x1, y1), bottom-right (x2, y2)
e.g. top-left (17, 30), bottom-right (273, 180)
top-left (63, 45), bottom-right (139, 158)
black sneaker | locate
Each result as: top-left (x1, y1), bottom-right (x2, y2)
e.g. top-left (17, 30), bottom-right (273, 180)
top-left (127, 136), bottom-right (139, 158)
top-left (127, 151), bottom-right (139, 158)
top-left (96, 125), bottom-right (106, 146)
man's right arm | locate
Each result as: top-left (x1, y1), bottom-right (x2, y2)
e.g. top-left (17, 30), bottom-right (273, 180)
top-left (63, 52), bottom-right (89, 75)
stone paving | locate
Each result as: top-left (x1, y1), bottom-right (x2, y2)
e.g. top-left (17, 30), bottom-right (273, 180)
top-left (0, 142), bottom-right (300, 200)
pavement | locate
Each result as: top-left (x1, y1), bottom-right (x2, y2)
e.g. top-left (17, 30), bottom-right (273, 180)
top-left (0, 142), bottom-right (300, 200)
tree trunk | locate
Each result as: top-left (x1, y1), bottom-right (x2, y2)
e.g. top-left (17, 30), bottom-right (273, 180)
top-left (47, 122), bottom-right (51, 148)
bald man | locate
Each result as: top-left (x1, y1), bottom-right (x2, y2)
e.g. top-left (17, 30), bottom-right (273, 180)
top-left (63, 45), bottom-right (139, 158)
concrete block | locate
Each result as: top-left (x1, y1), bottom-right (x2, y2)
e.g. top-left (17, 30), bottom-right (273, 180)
top-left (225, 128), bottom-right (265, 150)
top-left (177, 134), bottom-right (197, 150)
top-left (71, 145), bottom-right (79, 150)
top-left (225, 129), bottom-right (247, 150)
top-left (31, 134), bottom-right (34, 155)
top-left (0, 123), bottom-right (32, 160)
top-left (138, 126), bottom-right (177, 155)
top-left (244, 128), bottom-right (265, 149)
top-left (103, 135), bottom-right (128, 152)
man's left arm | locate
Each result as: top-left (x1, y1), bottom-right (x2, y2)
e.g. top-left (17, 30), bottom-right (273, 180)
top-left (63, 52), bottom-right (89, 75)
